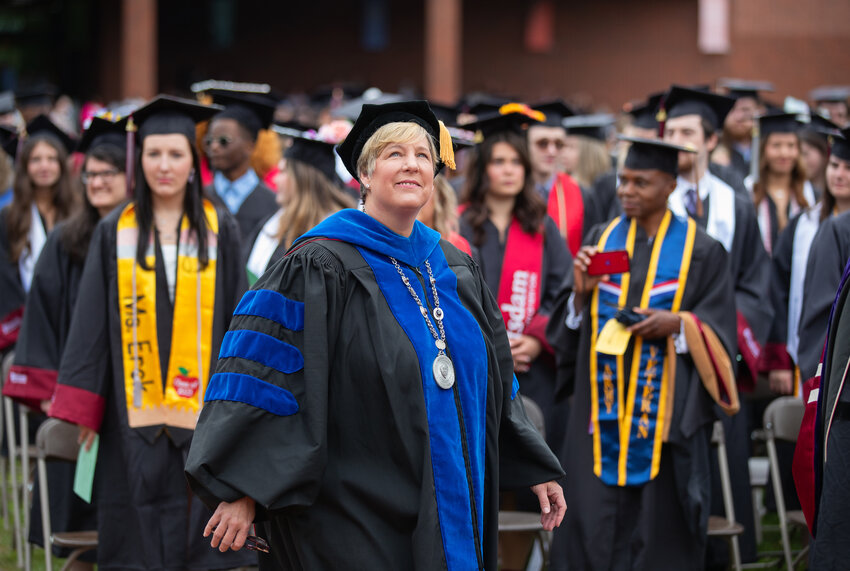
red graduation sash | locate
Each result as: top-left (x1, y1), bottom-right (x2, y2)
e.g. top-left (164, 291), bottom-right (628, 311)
top-left (547, 172), bottom-right (584, 256)
top-left (497, 218), bottom-right (544, 339)
top-left (0, 306), bottom-right (23, 351)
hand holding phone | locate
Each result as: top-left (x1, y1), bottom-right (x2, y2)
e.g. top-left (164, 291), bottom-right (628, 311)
top-left (586, 250), bottom-right (630, 276)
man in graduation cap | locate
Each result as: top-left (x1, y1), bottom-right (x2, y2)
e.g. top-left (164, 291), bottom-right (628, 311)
top-left (715, 79), bottom-right (774, 178)
top-left (549, 136), bottom-right (739, 570)
top-left (810, 86), bottom-right (850, 128)
top-left (205, 89), bottom-right (279, 238)
top-left (661, 84), bottom-right (771, 564)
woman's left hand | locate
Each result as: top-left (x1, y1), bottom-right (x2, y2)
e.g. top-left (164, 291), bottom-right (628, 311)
top-left (530, 480), bottom-right (567, 531)
top-left (510, 335), bottom-right (542, 373)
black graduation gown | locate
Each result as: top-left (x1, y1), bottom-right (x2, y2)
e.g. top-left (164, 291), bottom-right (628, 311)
top-left (185, 211), bottom-right (565, 571)
top-left (798, 210), bottom-right (850, 381)
top-left (549, 218), bottom-right (737, 571)
top-left (48, 204), bottom-right (253, 571)
top-left (207, 181), bottom-right (278, 240)
top-left (2, 222), bottom-right (99, 555)
top-left (458, 215), bottom-right (572, 464)
top-left (0, 206), bottom-right (27, 353)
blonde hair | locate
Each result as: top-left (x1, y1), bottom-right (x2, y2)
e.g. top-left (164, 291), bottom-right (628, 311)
top-left (431, 175), bottom-right (460, 237)
top-left (572, 135), bottom-right (611, 187)
top-left (356, 122), bottom-right (437, 198)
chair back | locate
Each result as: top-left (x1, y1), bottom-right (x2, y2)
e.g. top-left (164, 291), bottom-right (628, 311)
top-left (520, 395), bottom-right (546, 439)
top-left (36, 418), bottom-right (81, 462)
top-left (1, 351), bottom-right (12, 388)
top-left (764, 397), bottom-right (805, 443)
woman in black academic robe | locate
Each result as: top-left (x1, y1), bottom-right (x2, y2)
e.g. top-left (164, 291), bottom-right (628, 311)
top-left (186, 100), bottom-right (565, 570)
top-left (459, 110), bottom-right (572, 463)
top-left (3, 121), bottom-right (128, 560)
top-left (48, 96), bottom-right (253, 571)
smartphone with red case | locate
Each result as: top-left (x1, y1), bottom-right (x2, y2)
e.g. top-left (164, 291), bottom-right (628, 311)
top-left (587, 250), bottom-right (630, 276)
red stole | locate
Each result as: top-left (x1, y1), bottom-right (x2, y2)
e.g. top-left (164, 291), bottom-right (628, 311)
top-left (547, 172), bottom-right (584, 256)
top-left (497, 218), bottom-right (544, 338)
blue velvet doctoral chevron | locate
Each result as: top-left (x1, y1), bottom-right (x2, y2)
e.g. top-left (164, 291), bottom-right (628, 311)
top-left (205, 372), bottom-right (299, 416)
top-left (233, 289), bottom-right (304, 331)
top-left (301, 210), bottom-right (488, 570)
top-left (219, 329), bottom-right (304, 374)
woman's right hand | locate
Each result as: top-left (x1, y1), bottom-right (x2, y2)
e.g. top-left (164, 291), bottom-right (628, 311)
top-left (768, 369), bottom-right (794, 395)
top-left (77, 425), bottom-right (97, 451)
top-left (204, 496), bottom-right (256, 552)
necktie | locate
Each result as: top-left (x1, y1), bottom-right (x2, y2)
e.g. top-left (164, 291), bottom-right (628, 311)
top-left (684, 188), bottom-right (699, 217)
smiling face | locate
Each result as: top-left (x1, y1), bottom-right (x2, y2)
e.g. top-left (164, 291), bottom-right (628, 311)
top-left (27, 140), bottom-right (61, 189)
top-left (763, 132), bottom-right (800, 175)
top-left (827, 155), bottom-right (850, 202)
top-left (141, 134), bottom-right (194, 201)
top-left (359, 134), bottom-right (435, 221)
top-left (83, 156), bottom-right (126, 214)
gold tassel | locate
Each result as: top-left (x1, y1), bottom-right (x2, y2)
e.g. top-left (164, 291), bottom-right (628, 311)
top-left (438, 120), bottom-right (456, 170)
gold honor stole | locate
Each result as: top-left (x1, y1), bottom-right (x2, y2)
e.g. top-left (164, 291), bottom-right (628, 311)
top-left (590, 211), bottom-right (696, 486)
top-left (116, 201), bottom-right (218, 430)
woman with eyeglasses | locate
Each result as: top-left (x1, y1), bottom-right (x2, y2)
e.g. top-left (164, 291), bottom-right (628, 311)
top-left (3, 117), bottom-right (127, 568)
top-left (0, 115), bottom-right (78, 357)
top-left (459, 105), bottom-right (573, 466)
top-left (48, 96), bottom-right (253, 570)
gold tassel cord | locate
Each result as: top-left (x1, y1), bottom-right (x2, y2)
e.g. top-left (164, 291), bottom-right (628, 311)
top-left (438, 120), bottom-right (456, 170)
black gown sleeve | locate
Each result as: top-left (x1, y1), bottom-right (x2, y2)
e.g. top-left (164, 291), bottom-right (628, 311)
top-left (763, 215), bottom-right (799, 371)
top-left (185, 242), bottom-right (346, 513)
top-left (525, 217), bottom-right (573, 350)
top-left (0, 207), bottom-right (25, 351)
top-left (48, 218), bottom-right (114, 430)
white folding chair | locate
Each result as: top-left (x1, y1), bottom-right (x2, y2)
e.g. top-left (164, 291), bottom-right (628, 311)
top-left (707, 420), bottom-right (744, 571)
top-left (2, 351), bottom-right (24, 567)
top-left (763, 397), bottom-right (808, 570)
top-left (35, 418), bottom-right (98, 571)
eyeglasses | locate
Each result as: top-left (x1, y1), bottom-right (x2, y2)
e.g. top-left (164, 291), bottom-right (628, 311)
top-left (204, 135), bottom-right (234, 148)
top-left (81, 169), bottom-right (121, 184)
top-left (533, 138), bottom-right (566, 151)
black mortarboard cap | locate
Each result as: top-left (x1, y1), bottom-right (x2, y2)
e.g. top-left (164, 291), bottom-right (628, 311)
top-left (807, 114), bottom-right (841, 137)
top-left (463, 103), bottom-right (545, 142)
top-left (460, 94), bottom-right (512, 116)
top-left (810, 86), bottom-right (850, 103)
top-left (831, 130), bottom-right (850, 162)
top-left (620, 135), bottom-right (696, 177)
top-left (284, 134), bottom-right (339, 184)
top-left (717, 78), bottom-right (774, 101)
top-left (531, 100), bottom-right (576, 127)
top-left (15, 83), bottom-right (57, 108)
top-left (428, 102), bottom-right (460, 127)
top-left (331, 92), bottom-right (406, 122)
top-left (336, 100), bottom-right (455, 181)
top-left (77, 116), bottom-right (128, 155)
top-left (562, 113), bottom-right (615, 142)
top-left (757, 113), bottom-right (803, 138)
top-left (131, 95), bottom-right (222, 145)
top-left (0, 91), bottom-right (15, 115)
top-left (624, 93), bottom-right (663, 130)
top-left (209, 89), bottom-right (277, 140)
top-left (25, 114), bottom-right (77, 154)
top-left (662, 85), bottom-right (735, 131)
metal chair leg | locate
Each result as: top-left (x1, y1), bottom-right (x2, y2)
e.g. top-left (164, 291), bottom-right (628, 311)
top-left (5, 397), bottom-right (22, 567)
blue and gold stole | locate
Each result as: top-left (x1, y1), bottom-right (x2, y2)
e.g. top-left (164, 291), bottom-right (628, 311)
top-left (590, 210), bottom-right (696, 487)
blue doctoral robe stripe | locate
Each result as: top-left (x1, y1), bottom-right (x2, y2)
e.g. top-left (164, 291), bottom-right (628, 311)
top-left (357, 244), bottom-right (487, 571)
top-left (234, 289), bottom-right (305, 332)
top-left (205, 372), bottom-right (299, 416)
top-left (219, 329), bottom-right (305, 374)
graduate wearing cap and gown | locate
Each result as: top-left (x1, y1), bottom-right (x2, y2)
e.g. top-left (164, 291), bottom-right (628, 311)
top-left (745, 113), bottom-right (817, 255)
top-left (529, 101), bottom-right (591, 257)
top-left (549, 137), bottom-right (739, 571)
top-left (244, 133), bottom-right (354, 285)
top-left (714, 79), bottom-right (774, 180)
top-left (186, 100), bottom-right (566, 570)
top-left (0, 114), bottom-right (78, 355)
top-left (810, 85), bottom-right (850, 128)
top-left (3, 116), bottom-right (129, 558)
top-left (47, 96), bottom-right (253, 570)
top-left (459, 105), bottom-right (574, 465)
top-left (205, 90), bottom-right (280, 239)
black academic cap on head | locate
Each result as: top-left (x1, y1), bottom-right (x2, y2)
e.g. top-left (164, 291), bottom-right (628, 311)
top-left (463, 103), bottom-right (545, 142)
top-left (25, 114), bottom-right (77, 154)
top-left (284, 134), bottom-right (339, 185)
top-left (16, 83), bottom-right (57, 108)
top-left (620, 135), bottom-right (696, 177)
top-left (807, 114), bottom-right (841, 137)
top-left (428, 102), bottom-right (460, 127)
top-left (662, 85), bottom-right (736, 131)
top-left (757, 113), bottom-right (804, 138)
top-left (131, 95), bottom-right (222, 145)
top-left (208, 89), bottom-right (277, 140)
top-left (562, 113), bottom-right (615, 142)
top-left (460, 94), bottom-right (512, 116)
top-left (810, 86), bottom-right (850, 103)
top-left (830, 130), bottom-right (850, 162)
top-left (531, 100), bottom-right (576, 127)
top-left (624, 93), bottom-right (663, 130)
top-left (717, 78), bottom-right (775, 101)
top-left (77, 116), bottom-right (128, 155)
top-left (335, 100), bottom-right (455, 182)
top-left (0, 91), bottom-right (15, 115)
